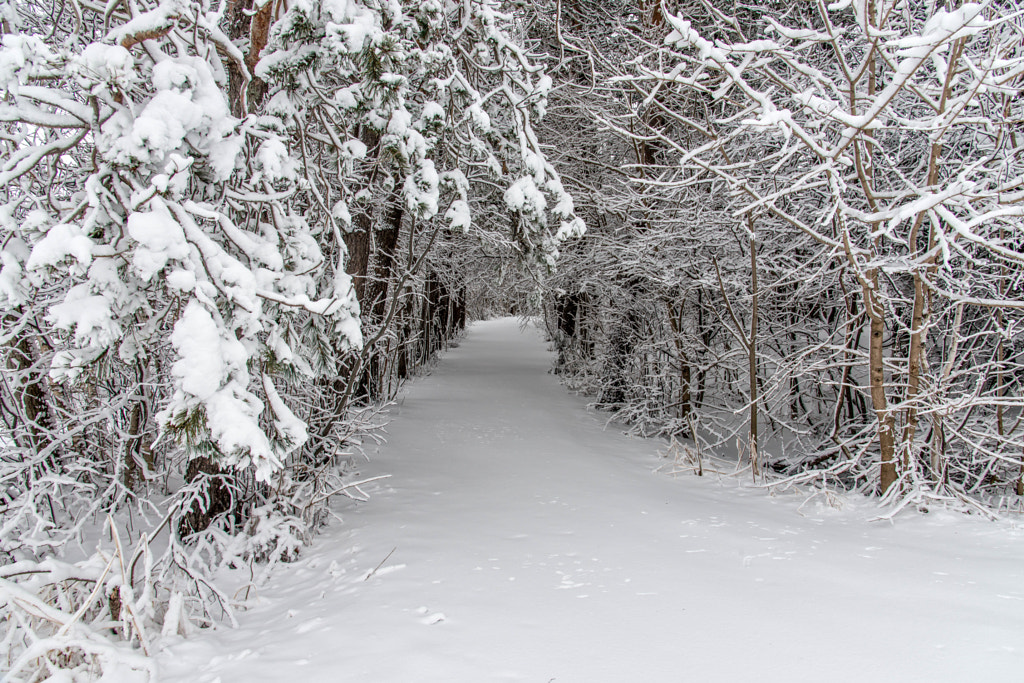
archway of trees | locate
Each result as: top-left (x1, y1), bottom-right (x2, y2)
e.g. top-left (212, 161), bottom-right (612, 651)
top-left (3, 0), bottom-right (1024, 678)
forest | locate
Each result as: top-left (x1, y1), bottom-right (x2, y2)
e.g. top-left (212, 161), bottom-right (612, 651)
top-left (2, 0), bottom-right (1023, 679)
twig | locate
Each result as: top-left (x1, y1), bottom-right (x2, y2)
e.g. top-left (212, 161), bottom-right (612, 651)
top-left (307, 474), bottom-right (391, 507)
top-left (364, 547), bottom-right (397, 581)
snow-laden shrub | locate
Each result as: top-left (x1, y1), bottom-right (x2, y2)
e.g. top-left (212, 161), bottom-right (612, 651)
top-left (0, 0), bottom-right (366, 679)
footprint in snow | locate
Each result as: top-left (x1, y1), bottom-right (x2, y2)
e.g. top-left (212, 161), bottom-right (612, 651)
top-left (416, 606), bottom-right (446, 625)
top-left (295, 617), bottom-right (324, 634)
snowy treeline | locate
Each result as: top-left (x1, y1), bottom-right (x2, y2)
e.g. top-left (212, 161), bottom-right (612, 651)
top-left (2, 0), bottom-right (1024, 679)
top-left (538, 0), bottom-right (1024, 512)
top-left (0, 0), bottom-right (581, 679)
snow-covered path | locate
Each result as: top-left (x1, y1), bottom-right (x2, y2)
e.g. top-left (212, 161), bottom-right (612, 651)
top-left (160, 318), bottom-right (1024, 682)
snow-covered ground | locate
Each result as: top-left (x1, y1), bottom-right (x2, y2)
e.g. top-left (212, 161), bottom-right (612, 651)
top-left (159, 318), bottom-right (1024, 682)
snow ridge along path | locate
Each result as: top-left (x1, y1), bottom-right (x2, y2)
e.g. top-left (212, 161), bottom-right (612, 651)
top-left (160, 318), bottom-right (1024, 682)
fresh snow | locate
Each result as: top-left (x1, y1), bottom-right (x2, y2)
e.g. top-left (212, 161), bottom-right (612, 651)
top-left (159, 318), bottom-right (1024, 682)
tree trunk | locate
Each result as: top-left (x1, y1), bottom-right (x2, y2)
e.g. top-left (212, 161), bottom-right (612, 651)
top-left (5, 315), bottom-right (57, 461)
top-left (666, 300), bottom-right (691, 424)
top-left (864, 275), bottom-right (898, 493)
top-left (748, 232), bottom-right (759, 478)
top-left (122, 397), bottom-right (150, 490)
top-left (343, 127), bottom-right (383, 309)
top-left (454, 286), bottom-right (467, 331)
top-left (344, 222), bottom-right (372, 309)
top-left (224, 0), bottom-right (271, 116)
top-left (367, 205), bottom-right (404, 321)
top-left (179, 456), bottom-right (236, 538)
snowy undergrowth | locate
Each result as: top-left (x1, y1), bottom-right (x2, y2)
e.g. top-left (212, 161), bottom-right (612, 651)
top-left (0, 425), bottom-right (388, 682)
top-left (563, 347), bottom-right (1024, 524)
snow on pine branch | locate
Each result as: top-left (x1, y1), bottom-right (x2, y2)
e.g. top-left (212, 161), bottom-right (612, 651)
top-left (2, 3), bottom-right (362, 478)
top-left (257, 0), bottom-right (585, 269)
